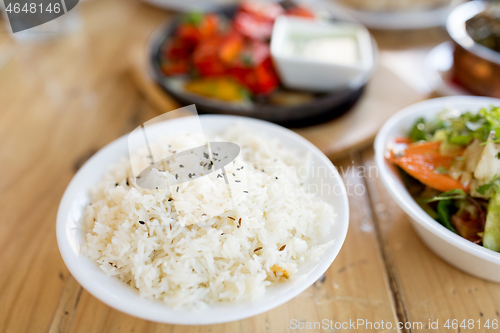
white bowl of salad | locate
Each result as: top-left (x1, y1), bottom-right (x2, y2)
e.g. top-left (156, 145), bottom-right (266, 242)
top-left (375, 96), bottom-right (500, 282)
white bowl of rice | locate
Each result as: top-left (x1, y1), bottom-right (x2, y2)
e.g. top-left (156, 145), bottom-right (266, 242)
top-left (56, 115), bottom-right (349, 324)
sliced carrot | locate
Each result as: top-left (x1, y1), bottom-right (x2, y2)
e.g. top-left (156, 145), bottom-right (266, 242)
top-left (390, 141), bottom-right (467, 193)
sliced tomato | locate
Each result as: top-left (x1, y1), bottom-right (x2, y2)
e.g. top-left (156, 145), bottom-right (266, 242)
top-left (232, 12), bottom-right (274, 41)
top-left (285, 6), bottom-right (315, 19)
top-left (184, 77), bottom-right (248, 102)
top-left (218, 31), bottom-right (245, 65)
top-left (239, 1), bottom-right (284, 22)
top-left (253, 57), bottom-right (280, 95)
top-left (177, 13), bottom-right (220, 46)
top-left (192, 36), bottom-right (227, 77)
top-left (229, 57), bottom-right (278, 95)
top-left (228, 41), bottom-right (279, 95)
top-left (160, 59), bottom-right (189, 76)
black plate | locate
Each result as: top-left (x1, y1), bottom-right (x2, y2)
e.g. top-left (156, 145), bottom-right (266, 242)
top-left (149, 6), bottom-right (370, 127)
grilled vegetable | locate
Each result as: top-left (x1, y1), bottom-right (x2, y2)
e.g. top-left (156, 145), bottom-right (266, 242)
top-left (184, 77), bottom-right (249, 102)
top-left (484, 190), bottom-right (500, 251)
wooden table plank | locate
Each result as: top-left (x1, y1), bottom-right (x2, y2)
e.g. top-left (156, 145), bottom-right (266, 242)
top-left (0, 1), bottom-right (401, 330)
top-left (361, 149), bottom-right (500, 332)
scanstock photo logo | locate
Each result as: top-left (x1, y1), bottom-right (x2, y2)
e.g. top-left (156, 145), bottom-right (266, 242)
top-left (2, 0), bottom-right (79, 33)
top-left (128, 105), bottom-right (245, 228)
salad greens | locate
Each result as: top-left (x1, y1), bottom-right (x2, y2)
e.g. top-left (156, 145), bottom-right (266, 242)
top-left (485, 192), bottom-right (500, 252)
top-left (409, 106), bottom-right (500, 145)
top-left (422, 189), bottom-right (469, 203)
top-left (437, 200), bottom-right (458, 234)
top-left (421, 189), bottom-right (485, 235)
top-left (477, 175), bottom-right (499, 195)
top-left (391, 106), bottom-right (500, 252)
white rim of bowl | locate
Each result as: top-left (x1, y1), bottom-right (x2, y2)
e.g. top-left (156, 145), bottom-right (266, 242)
top-left (56, 114), bottom-right (350, 324)
top-left (374, 96), bottom-right (500, 265)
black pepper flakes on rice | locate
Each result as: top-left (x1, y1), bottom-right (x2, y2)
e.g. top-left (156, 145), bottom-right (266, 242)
top-left (176, 186), bottom-right (179, 192)
top-left (179, 164), bottom-right (184, 168)
top-left (139, 221), bottom-right (145, 225)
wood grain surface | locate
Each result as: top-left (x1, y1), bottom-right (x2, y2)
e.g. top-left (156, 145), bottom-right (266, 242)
top-left (2, 0), bottom-right (500, 332)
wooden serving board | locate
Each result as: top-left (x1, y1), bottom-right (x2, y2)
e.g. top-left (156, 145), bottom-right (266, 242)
top-left (129, 40), bottom-right (425, 161)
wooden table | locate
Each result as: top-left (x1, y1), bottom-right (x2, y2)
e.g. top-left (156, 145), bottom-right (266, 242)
top-left (2, 0), bottom-right (500, 332)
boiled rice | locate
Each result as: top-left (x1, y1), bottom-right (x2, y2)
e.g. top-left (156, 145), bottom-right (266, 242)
top-left (81, 125), bottom-right (336, 307)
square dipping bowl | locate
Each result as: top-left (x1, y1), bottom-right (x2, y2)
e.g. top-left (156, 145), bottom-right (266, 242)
top-left (270, 16), bottom-right (374, 92)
